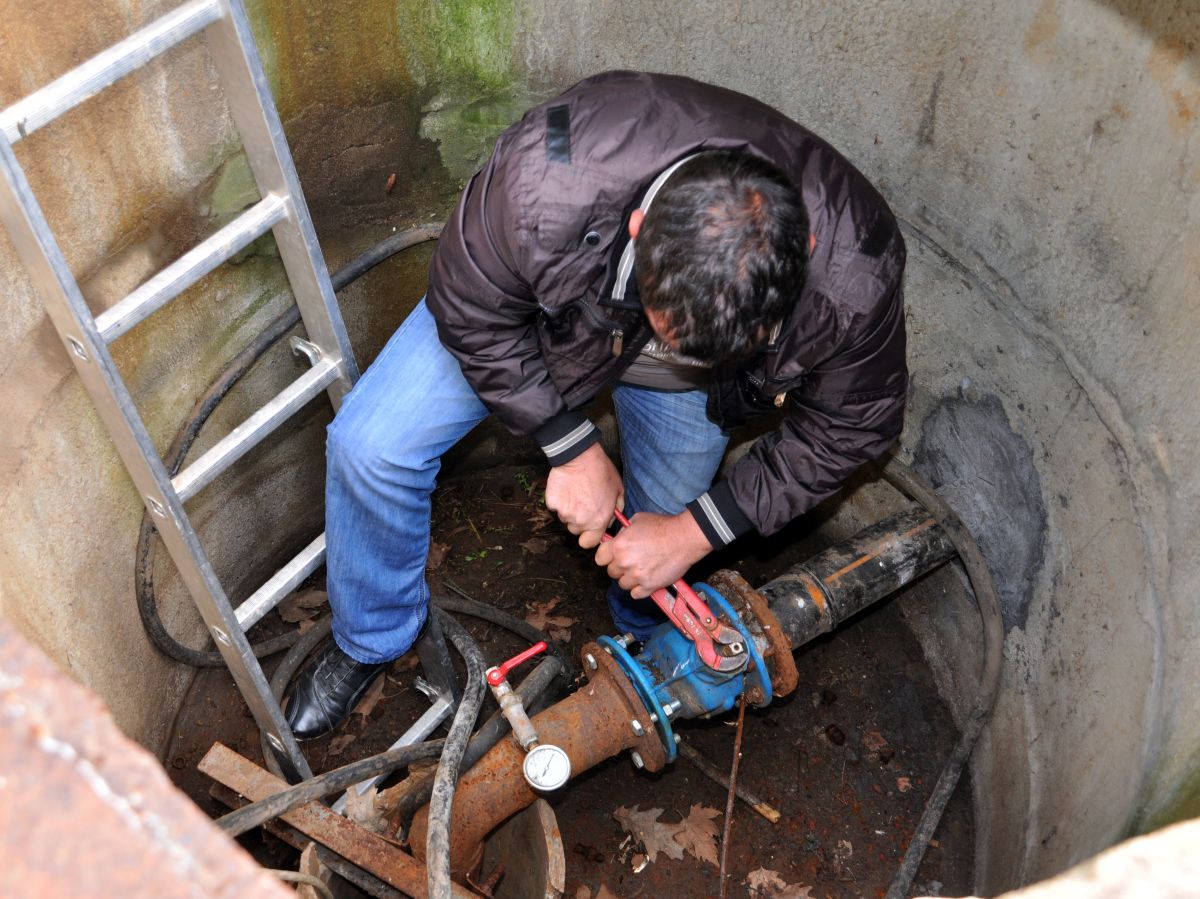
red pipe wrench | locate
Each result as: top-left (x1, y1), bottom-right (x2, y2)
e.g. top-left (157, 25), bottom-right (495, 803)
top-left (603, 509), bottom-right (747, 673)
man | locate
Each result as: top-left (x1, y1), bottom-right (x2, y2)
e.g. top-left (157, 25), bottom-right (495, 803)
top-left (285, 70), bottom-right (907, 738)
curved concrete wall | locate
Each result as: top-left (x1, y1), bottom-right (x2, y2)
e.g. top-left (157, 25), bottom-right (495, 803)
top-left (0, 1), bottom-right (1195, 894)
top-left (507, 0), bottom-right (1198, 890)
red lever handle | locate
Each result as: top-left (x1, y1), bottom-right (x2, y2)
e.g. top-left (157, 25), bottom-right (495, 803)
top-left (487, 641), bottom-right (549, 686)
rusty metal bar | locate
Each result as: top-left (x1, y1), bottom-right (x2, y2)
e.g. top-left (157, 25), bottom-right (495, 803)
top-left (210, 783), bottom-right (404, 899)
top-left (198, 743), bottom-right (474, 899)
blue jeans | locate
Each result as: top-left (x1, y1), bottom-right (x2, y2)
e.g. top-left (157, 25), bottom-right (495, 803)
top-left (325, 300), bottom-right (729, 662)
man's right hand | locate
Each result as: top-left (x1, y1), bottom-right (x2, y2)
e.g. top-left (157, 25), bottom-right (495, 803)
top-left (544, 442), bottom-right (624, 549)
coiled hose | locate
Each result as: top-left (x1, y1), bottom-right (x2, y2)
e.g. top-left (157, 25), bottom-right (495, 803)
top-left (135, 224), bottom-right (441, 667)
top-left (880, 457), bottom-right (1004, 899)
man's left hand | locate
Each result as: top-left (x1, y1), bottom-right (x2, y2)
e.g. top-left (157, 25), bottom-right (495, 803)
top-left (593, 510), bottom-right (713, 598)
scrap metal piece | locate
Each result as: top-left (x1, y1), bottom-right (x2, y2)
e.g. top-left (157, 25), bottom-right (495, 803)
top-left (198, 742), bottom-right (474, 899)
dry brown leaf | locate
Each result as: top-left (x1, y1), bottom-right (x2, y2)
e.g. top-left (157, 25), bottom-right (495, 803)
top-left (861, 730), bottom-right (889, 752)
top-left (612, 805), bottom-right (684, 864)
top-left (745, 867), bottom-right (815, 898)
top-left (426, 540), bottom-right (450, 570)
top-left (525, 596), bottom-right (576, 643)
top-left (574, 888), bottom-right (591, 899)
top-left (595, 887), bottom-right (618, 899)
top-left (277, 588), bottom-right (328, 623)
top-left (354, 675), bottom-right (387, 720)
top-left (328, 734), bottom-right (356, 756)
top-left (527, 505), bottom-right (555, 532)
top-left (520, 537), bottom-right (551, 555)
top-left (673, 803), bottom-right (721, 867)
top-left (344, 784), bottom-right (388, 834)
top-left (896, 776), bottom-right (913, 793)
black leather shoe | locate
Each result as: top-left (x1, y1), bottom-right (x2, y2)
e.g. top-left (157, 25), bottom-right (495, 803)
top-left (285, 642), bottom-right (388, 739)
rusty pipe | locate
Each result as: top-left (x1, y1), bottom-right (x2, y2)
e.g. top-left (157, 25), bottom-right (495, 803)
top-left (412, 505), bottom-right (958, 877)
top-left (408, 642), bottom-right (666, 877)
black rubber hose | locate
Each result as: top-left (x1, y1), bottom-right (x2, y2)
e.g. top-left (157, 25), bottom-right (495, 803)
top-left (880, 457), bottom-right (1005, 899)
top-left (435, 581), bottom-right (575, 686)
top-left (134, 225), bottom-right (441, 667)
top-left (216, 735), bottom-right (447, 838)
top-left (426, 610), bottom-right (486, 899)
top-left (393, 654), bottom-right (563, 829)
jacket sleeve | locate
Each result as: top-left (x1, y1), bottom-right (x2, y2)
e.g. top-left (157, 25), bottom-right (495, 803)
top-left (426, 137), bottom-right (601, 465)
top-left (687, 283), bottom-right (908, 545)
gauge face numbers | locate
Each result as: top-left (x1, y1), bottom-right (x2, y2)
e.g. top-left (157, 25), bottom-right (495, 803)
top-left (523, 743), bottom-right (572, 792)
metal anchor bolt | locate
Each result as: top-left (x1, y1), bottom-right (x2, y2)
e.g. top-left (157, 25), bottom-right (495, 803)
top-left (631, 752), bottom-right (644, 770)
top-left (630, 719), bottom-right (644, 737)
top-left (585, 653), bottom-right (598, 671)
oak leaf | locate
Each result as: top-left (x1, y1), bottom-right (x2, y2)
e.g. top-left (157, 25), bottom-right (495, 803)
top-left (354, 674), bottom-right (387, 720)
top-left (525, 596), bottom-right (576, 642)
top-left (426, 541), bottom-right (450, 570)
top-left (745, 867), bottom-right (814, 898)
top-left (327, 734), bottom-right (356, 756)
top-left (672, 803), bottom-right (721, 867)
top-left (278, 588), bottom-right (328, 622)
top-left (612, 805), bottom-right (684, 864)
top-left (861, 730), bottom-right (889, 752)
top-left (520, 537), bottom-right (551, 555)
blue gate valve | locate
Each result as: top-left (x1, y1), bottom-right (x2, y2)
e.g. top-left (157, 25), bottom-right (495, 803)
top-left (597, 582), bottom-right (774, 763)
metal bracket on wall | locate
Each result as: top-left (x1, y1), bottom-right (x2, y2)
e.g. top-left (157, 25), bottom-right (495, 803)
top-left (0, 0), bottom-right (455, 783)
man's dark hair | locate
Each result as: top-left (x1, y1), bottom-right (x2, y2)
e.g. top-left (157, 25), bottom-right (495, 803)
top-left (634, 151), bottom-right (808, 362)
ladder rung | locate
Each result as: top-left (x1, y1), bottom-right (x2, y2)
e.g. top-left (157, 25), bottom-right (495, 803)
top-left (0, 0), bottom-right (223, 144)
top-left (236, 533), bottom-right (326, 631)
top-left (172, 356), bottom-right (339, 502)
top-left (95, 195), bottom-right (287, 342)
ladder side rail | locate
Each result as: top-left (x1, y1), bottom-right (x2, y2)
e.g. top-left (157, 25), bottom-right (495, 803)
top-left (0, 136), bottom-right (312, 781)
top-left (204, 0), bottom-right (360, 405)
top-left (0, 0), bottom-right (223, 144)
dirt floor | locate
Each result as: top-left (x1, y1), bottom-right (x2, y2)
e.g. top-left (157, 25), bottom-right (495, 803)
top-left (166, 460), bottom-right (973, 899)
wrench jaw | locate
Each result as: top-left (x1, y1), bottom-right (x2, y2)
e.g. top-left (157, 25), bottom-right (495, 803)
top-left (605, 509), bottom-right (752, 674)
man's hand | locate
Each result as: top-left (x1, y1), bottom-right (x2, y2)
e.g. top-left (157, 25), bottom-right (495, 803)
top-left (594, 510), bottom-right (712, 598)
top-left (544, 442), bottom-right (624, 549)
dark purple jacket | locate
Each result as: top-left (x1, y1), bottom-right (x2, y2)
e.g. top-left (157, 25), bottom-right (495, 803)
top-left (427, 71), bottom-right (907, 548)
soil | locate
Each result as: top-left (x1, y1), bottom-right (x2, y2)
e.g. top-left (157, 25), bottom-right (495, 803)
top-left (166, 461), bottom-right (974, 899)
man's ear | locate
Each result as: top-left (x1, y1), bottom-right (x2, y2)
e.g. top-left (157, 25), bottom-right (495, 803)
top-left (628, 208), bottom-right (644, 240)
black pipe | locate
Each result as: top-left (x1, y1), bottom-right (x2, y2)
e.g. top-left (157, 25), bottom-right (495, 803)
top-left (758, 504), bottom-right (957, 650)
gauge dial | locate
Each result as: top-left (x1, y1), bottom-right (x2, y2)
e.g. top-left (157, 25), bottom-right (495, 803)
top-left (523, 743), bottom-right (572, 791)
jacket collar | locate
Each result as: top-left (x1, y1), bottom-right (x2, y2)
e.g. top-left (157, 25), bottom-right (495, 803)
top-left (606, 153), bottom-right (707, 310)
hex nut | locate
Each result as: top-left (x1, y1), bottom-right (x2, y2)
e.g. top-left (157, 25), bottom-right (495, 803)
top-left (631, 719), bottom-right (645, 736)
top-left (631, 752), bottom-right (645, 769)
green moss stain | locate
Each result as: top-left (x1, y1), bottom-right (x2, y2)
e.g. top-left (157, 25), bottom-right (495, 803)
top-left (198, 151), bottom-right (278, 262)
top-left (396, 0), bottom-right (516, 92)
top-left (1141, 751), bottom-right (1200, 833)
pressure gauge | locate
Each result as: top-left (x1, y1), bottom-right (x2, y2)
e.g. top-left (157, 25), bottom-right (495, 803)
top-left (523, 743), bottom-right (572, 792)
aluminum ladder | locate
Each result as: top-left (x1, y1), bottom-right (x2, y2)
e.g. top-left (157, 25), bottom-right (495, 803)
top-left (0, 0), bottom-right (455, 781)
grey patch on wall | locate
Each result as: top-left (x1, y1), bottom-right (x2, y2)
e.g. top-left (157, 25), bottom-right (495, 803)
top-left (914, 393), bottom-right (1046, 631)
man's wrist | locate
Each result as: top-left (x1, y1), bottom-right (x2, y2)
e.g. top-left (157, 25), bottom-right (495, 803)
top-left (686, 481), bottom-right (755, 548)
top-left (534, 410), bottom-right (600, 466)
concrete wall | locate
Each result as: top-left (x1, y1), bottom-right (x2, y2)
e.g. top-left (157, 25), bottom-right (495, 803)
top-left (0, 0), bottom-right (454, 752)
top-left (507, 0), bottom-right (1198, 890)
top-left (0, 0), bottom-right (1196, 895)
